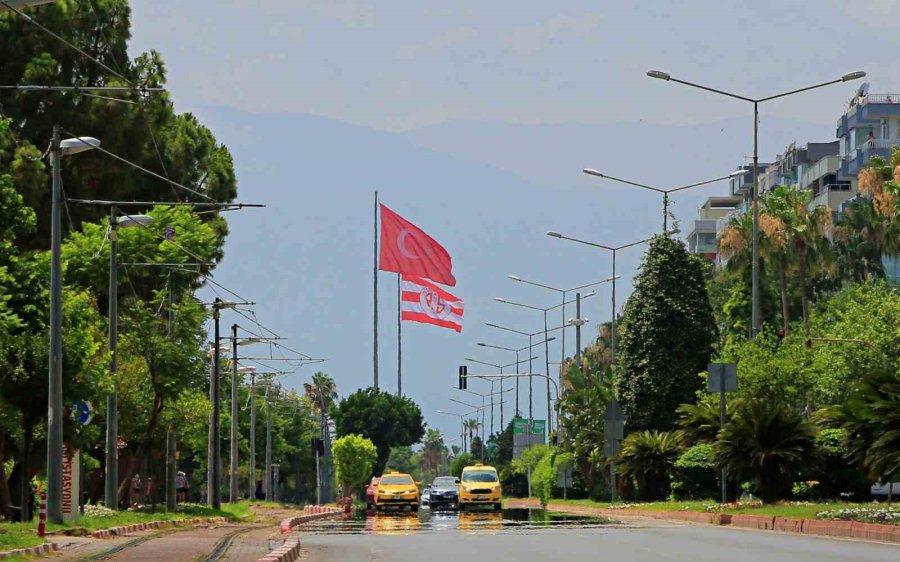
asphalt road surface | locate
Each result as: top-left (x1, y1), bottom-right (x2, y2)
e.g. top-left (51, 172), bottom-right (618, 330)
top-left (296, 508), bottom-right (899, 562)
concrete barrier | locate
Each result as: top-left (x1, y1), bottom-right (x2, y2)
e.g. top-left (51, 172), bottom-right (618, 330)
top-left (0, 541), bottom-right (58, 560)
top-left (731, 514), bottom-right (776, 530)
top-left (90, 516), bottom-right (228, 539)
top-left (258, 507), bottom-right (344, 562)
top-left (773, 517), bottom-right (803, 533)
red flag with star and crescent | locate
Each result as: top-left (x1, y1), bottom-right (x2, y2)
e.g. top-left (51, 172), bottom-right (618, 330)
top-left (379, 204), bottom-right (456, 287)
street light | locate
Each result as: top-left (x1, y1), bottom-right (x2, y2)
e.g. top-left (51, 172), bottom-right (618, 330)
top-left (493, 293), bottom-right (596, 434)
top-left (646, 68), bottom-right (865, 336)
top-left (486, 320), bottom-right (569, 428)
top-left (547, 231), bottom-right (656, 369)
top-left (464, 357), bottom-right (522, 431)
top-left (46, 128), bottom-right (100, 523)
top-left (476, 341), bottom-right (549, 416)
top-left (105, 211), bottom-right (154, 510)
top-left (581, 169), bottom-right (748, 232)
top-left (230, 327), bottom-right (263, 503)
top-left (437, 409), bottom-right (477, 453)
top-left (506, 275), bottom-right (616, 396)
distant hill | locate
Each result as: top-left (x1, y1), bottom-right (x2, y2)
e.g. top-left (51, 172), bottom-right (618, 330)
top-left (190, 105), bottom-right (836, 439)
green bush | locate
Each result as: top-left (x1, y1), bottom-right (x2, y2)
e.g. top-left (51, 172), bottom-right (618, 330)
top-left (671, 443), bottom-right (718, 500)
top-left (810, 428), bottom-right (869, 500)
top-left (616, 431), bottom-right (680, 501)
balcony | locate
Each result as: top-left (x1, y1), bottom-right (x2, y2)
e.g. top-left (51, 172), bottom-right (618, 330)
top-left (841, 139), bottom-right (896, 179)
top-left (809, 183), bottom-right (853, 213)
top-left (801, 155), bottom-right (840, 190)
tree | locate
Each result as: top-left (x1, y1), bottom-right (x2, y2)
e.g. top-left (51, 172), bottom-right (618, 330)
top-left (0, 1), bottom-right (237, 252)
top-left (463, 419), bottom-right (480, 453)
top-left (559, 361), bottom-right (613, 497)
top-left (450, 452), bottom-right (473, 478)
top-left (716, 400), bottom-right (818, 503)
top-left (419, 429), bottom-right (446, 481)
top-left (332, 434), bottom-right (377, 497)
top-left (616, 235), bottom-right (718, 431)
top-left (676, 396), bottom-right (730, 447)
top-left (615, 430), bottom-right (680, 501)
top-left (331, 388), bottom-right (425, 475)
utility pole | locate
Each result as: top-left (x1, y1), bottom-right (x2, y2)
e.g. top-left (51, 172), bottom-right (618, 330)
top-left (230, 324), bottom-right (238, 502)
top-left (211, 302), bottom-right (222, 509)
top-left (272, 463), bottom-right (280, 503)
top-left (165, 429), bottom-right (176, 511)
top-left (265, 388), bottom-right (272, 501)
top-left (105, 205), bottom-right (119, 510)
top-left (206, 346), bottom-right (215, 505)
top-left (47, 125), bottom-right (63, 523)
top-left (575, 293), bottom-right (582, 370)
top-left (249, 372), bottom-right (256, 500)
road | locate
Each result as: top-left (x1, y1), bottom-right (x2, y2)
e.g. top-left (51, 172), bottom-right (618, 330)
top-left (296, 508), bottom-right (899, 562)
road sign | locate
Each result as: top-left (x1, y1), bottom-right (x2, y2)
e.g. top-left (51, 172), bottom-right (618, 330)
top-left (71, 400), bottom-right (93, 426)
top-left (512, 418), bottom-right (546, 459)
top-left (601, 397), bottom-right (626, 458)
top-left (707, 363), bottom-right (738, 393)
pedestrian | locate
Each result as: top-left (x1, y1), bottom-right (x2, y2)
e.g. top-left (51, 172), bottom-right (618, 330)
top-left (176, 471), bottom-right (188, 504)
top-left (130, 473), bottom-right (142, 508)
top-left (867, 130), bottom-right (876, 148)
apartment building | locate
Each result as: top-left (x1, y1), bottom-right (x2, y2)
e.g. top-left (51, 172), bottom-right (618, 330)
top-left (686, 195), bottom-right (743, 263)
top-left (837, 84), bottom-right (900, 181)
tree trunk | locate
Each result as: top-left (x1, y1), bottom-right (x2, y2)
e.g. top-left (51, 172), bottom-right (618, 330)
top-left (0, 426), bottom-right (13, 520)
top-left (778, 263), bottom-right (790, 336)
top-left (798, 247), bottom-right (810, 337)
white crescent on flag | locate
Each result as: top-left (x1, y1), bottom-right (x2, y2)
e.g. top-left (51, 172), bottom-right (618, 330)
top-left (400, 275), bottom-right (464, 333)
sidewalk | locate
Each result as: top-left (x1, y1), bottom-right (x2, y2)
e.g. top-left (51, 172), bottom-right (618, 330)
top-left (505, 499), bottom-right (900, 544)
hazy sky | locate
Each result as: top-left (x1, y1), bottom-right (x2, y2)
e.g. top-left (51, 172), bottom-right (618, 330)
top-left (124, 1), bottom-right (900, 450)
top-left (130, 0), bottom-right (898, 131)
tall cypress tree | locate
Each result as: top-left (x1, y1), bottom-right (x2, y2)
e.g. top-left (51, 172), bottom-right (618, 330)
top-left (616, 235), bottom-right (718, 432)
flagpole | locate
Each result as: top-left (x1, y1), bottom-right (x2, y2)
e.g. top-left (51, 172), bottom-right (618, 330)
top-left (397, 273), bottom-right (402, 396)
top-left (373, 191), bottom-right (379, 390)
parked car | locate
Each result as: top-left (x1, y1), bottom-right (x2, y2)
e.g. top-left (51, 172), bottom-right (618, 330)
top-left (420, 485), bottom-right (432, 508)
top-left (458, 463), bottom-right (502, 511)
top-left (427, 476), bottom-right (460, 510)
top-left (372, 472), bottom-right (420, 511)
top-left (365, 476), bottom-right (381, 509)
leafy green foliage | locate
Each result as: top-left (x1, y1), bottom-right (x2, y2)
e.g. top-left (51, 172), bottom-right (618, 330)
top-left (449, 452), bottom-right (473, 478)
top-left (671, 443), bottom-right (717, 500)
top-left (332, 388), bottom-right (425, 475)
top-left (617, 235), bottom-right (718, 431)
top-left (332, 434), bottom-right (377, 496)
top-left (615, 430), bottom-right (680, 501)
top-left (716, 400), bottom-right (818, 503)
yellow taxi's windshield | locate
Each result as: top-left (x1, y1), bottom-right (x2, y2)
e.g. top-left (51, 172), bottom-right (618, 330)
top-left (380, 475), bottom-right (414, 485)
top-left (462, 470), bottom-right (498, 483)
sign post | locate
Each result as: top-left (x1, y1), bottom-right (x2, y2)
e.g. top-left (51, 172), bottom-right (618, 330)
top-left (601, 397), bottom-right (625, 502)
top-left (708, 363), bottom-right (737, 503)
top-left (61, 445), bottom-right (80, 522)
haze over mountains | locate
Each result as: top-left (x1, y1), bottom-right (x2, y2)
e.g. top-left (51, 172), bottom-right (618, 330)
top-left (193, 105), bottom-right (833, 440)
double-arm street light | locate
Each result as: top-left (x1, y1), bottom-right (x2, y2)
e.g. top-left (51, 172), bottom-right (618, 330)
top-left (493, 293), bottom-right (597, 433)
top-left (464, 357), bottom-right (523, 432)
top-left (582, 169), bottom-right (748, 232)
top-left (437, 409), bottom-right (478, 453)
top-left (646, 69), bottom-right (866, 336)
top-left (486, 320), bottom-right (575, 433)
top-left (506, 276), bottom-right (616, 393)
top-left (547, 232), bottom-right (657, 368)
top-left (476, 341), bottom-right (544, 417)
top-left (230, 331), bottom-right (265, 503)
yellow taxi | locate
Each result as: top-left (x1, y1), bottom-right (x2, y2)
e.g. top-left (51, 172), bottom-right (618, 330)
top-left (373, 472), bottom-right (420, 511)
top-left (458, 463), bottom-right (502, 510)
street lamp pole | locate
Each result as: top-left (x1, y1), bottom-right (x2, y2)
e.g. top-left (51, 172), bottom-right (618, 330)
top-left (47, 125), bottom-right (63, 523)
top-left (547, 232), bottom-right (654, 368)
top-left (230, 324), bottom-right (239, 502)
top-left (646, 69), bottom-right (866, 336)
top-left (582, 169), bottom-right (746, 233)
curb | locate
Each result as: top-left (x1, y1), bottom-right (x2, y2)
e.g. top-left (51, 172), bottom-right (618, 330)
top-left (0, 542), bottom-right (58, 560)
top-left (90, 516), bottom-right (228, 539)
top-left (508, 500), bottom-right (900, 544)
top-left (256, 506), bottom-right (343, 562)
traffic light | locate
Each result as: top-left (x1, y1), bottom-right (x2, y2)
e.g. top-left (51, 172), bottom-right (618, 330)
top-left (458, 365), bottom-right (467, 389)
top-left (311, 437), bottom-right (324, 457)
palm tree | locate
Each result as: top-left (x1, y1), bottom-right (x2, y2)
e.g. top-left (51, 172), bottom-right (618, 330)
top-left (763, 186), bottom-right (833, 336)
top-left (676, 397), bottom-right (729, 447)
top-left (615, 430), bottom-right (680, 501)
top-left (826, 365), bottom-right (900, 486)
top-left (463, 419), bottom-right (480, 453)
top-left (420, 429), bottom-right (445, 479)
top-left (303, 372), bottom-right (337, 416)
top-left (716, 399), bottom-right (818, 503)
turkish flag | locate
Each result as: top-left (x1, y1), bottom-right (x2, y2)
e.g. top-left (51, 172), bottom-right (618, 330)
top-left (379, 204), bottom-right (456, 287)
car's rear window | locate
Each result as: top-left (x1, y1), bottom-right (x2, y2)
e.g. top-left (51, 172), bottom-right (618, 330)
top-left (462, 469), bottom-right (498, 483)
top-left (380, 475), bottom-right (414, 485)
top-left (433, 477), bottom-right (457, 486)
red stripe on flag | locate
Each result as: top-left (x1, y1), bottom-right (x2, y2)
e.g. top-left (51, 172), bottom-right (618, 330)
top-left (401, 311), bottom-right (463, 333)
